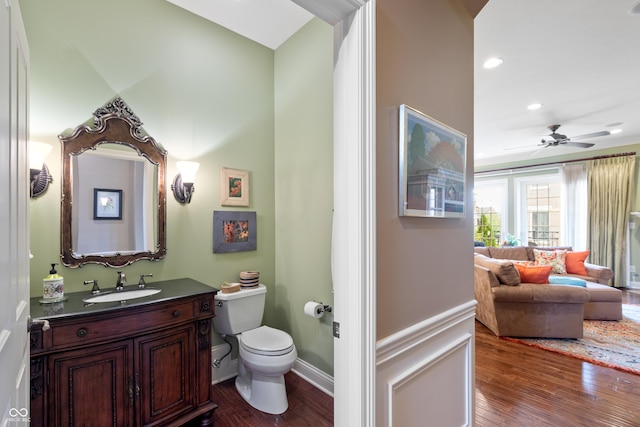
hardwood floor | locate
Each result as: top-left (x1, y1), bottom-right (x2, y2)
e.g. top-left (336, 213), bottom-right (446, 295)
top-left (475, 290), bottom-right (640, 427)
top-left (209, 291), bottom-right (640, 426)
top-left (210, 372), bottom-right (333, 426)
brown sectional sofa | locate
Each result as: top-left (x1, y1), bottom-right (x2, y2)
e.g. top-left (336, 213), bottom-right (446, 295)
top-left (474, 246), bottom-right (621, 338)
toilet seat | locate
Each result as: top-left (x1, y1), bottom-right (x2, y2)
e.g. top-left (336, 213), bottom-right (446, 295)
top-left (239, 326), bottom-right (294, 356)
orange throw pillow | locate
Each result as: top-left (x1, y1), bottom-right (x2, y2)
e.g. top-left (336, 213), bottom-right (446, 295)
top-left (566, 250), bottom-right (590, 276)
top-left (514, 263), bottom-right (553, 284)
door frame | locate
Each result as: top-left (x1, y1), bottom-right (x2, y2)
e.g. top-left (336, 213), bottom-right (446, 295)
top-left (293, 1), bottom-right (376, 425)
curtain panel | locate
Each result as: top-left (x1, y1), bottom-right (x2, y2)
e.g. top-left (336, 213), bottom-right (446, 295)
top-left (560, 163), bottom-right (587, 249)
top-left (587, 155), bottom-right (636, 287)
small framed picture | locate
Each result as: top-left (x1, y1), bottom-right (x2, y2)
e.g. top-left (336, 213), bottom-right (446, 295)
top-left (94, 188), bottom-right (123, 220)
top-left (220, 167), bottom-right (249, 207)
top-left (213, 211), bottom-right (257, 253)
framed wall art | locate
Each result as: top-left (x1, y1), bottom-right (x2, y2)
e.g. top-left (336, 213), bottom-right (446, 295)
top-left (213, 210), bottom-right (257, 253)
top-left (399, 104), bottom-right (467, 218)
top-left (93, 188), bottom-right (123, 220)
top-left (220, 167), bottom-right (249, 207)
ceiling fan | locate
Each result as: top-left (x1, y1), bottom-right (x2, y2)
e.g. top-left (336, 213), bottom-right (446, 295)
top-left (537, 124), bottom-right (610, 150)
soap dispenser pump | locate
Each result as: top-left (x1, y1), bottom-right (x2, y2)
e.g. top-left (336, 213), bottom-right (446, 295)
top-left (42, 263), bottom-right (64, 303)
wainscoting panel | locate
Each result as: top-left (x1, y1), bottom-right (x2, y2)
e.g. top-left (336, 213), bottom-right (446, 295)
top-left (376, 301), bottom-right (476, 427)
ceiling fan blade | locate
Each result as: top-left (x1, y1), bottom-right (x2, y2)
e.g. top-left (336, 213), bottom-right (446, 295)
top-left (531, 144), bottom-right (550, 156)
top-left (570, 130), bottom-right (610, 140)
top-left (565, 141), bottom-right (595, 149)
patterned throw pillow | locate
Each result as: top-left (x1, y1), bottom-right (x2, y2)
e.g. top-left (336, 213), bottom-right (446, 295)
top-left (533, 249), bottom-right (567, 274)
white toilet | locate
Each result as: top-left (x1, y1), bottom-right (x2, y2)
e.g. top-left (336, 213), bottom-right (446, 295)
top-left (213, 284), bottom-right (297, 414)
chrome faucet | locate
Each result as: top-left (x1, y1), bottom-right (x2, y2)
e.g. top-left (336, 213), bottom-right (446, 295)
top-left (115, 271), bottom-right (126, 291)
top-left (138, 273), bottom-right (153, 288)
top-left (84, 279), bottom-right (101, 295)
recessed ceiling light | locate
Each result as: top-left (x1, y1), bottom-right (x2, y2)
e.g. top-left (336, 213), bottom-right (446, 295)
top-left (610, 129), bottom-right (622, 134)
top-left (527, 103), bottom-right (542, 110)
top-left (483, 57), bottom-right (503, 69)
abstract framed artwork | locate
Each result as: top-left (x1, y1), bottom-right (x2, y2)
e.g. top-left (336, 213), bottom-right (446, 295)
top-left (213, 210), bottom-right (257, 253)
top-left (220, 167), bottom-right (249, 207)
top-left (399, 104), bottom-right (467, 218)
top-left (93, 188), bottom-right (123, 220)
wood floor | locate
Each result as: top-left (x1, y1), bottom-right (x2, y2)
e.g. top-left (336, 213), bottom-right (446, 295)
top-left (209, 291), bottom-right (640, 426)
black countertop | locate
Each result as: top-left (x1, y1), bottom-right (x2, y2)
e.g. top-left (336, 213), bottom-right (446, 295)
top-left (31, 278), bottom-right (218, 320)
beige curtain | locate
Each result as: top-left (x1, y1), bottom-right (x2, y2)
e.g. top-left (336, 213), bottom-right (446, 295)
top-left (587, 155), bottom-right (636, 287)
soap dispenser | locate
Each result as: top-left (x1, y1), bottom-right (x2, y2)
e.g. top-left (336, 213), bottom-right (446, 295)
top-left (42, 263), bottom-right (64, 303)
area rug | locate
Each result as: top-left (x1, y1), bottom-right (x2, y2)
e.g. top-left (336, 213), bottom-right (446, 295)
top-left (503, 304), bottom-right (640, 376)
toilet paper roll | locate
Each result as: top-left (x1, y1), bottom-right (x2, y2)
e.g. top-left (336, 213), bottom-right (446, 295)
top-left (304, 301), bottom-right (325, 319)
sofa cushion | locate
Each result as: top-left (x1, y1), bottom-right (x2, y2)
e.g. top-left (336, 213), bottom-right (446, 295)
top-left (473, 247), bottom-right (490, 257)
top-left (566, 250), bottom-right (590, 276)
top-left (488, 246), bottom-right (529, 261)
top-left (549, 275), bottom-right (587, 287)
top-left (474, 253), bottom-right (520, 286)
top-left (514, 264), bottom-right (553, 284)
top-left (492, 282), bottom-right (589, 303)
top-left (533, 249), bottom-right (568, 274)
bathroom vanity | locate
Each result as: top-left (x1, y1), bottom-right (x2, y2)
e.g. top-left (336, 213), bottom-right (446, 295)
top-left (29, 278), bottom-right (218, 427)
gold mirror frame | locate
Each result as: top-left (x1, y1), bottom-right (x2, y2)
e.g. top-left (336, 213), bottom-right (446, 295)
top-left (59, 98), bottom-right (167, 267)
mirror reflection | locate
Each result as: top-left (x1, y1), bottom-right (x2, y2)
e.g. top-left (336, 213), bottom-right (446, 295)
top-left (60, 98), bottom-right (167, 268)
top-left (72, 144), bottom-right (158, 256)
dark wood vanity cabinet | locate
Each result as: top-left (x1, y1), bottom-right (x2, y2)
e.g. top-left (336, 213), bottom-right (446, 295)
top-left (30, 283), bottom-right (217, 427)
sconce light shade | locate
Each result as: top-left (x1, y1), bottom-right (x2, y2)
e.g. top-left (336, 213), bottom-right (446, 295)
top-left (172, 161), bottom-right (200, 204)
top-left (29, 141), bottom-right (53, 198)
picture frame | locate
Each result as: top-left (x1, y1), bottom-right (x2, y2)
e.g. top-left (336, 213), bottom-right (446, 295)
top-left (93, 188), bottom-right (123, 220)
top-left (399, 104), bottom-right (467, 218)
top-left (220, 167), bottom-right (250, 207)
top-left (213, 210), bottom-right (257, 253)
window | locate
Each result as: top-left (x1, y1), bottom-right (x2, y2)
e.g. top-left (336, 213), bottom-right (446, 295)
top-left (473, 179), bottom-right (507, 246)
top-left (516, 176), bottom-right (561, 246)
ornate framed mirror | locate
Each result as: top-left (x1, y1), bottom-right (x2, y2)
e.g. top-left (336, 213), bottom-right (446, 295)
top-left (59, 98), bottom-right (167, 267)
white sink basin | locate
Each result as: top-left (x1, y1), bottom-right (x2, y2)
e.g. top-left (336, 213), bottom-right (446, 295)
top-left (83, 288), bottom-right (161, 303)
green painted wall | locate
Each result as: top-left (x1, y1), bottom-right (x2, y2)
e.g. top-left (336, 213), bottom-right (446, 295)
top-left (274, 19), bottom-right (334, 376)
top-left (22, 0), bottom-right (334, 372)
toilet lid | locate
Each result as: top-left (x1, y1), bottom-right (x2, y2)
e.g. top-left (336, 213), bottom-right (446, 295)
top-left (239, 326), bottom-right (294, 356)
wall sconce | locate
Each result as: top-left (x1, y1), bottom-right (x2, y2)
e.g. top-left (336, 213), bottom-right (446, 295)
top-left (172, 161), bottom-right (200, 204)
top-left (29, 141), bottom-right (53, 198)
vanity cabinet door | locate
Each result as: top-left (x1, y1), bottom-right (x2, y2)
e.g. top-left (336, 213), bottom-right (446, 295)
top-left (48, 340), bottom-right (135, 427)
top-left (135, 325), bottom-right (196, 426)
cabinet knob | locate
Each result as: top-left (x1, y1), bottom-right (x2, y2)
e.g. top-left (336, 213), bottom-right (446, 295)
top-left (76, 328), bottom-right (88, 337)
top-left (172, 310), bottom-right (181, 318)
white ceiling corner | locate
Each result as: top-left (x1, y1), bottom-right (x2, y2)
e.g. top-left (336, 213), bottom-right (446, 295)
top-left (166, 0), bottom-right (314, 50)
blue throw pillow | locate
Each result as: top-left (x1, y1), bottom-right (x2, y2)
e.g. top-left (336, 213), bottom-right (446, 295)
top-left (548, 275), bottom-right (587, 287)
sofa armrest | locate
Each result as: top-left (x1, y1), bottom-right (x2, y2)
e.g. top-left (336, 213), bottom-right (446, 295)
top-left (584, 263), bottom-right (613, 285)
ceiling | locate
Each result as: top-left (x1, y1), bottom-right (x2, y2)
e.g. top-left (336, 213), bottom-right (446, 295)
top-left (475, 0), bottom-right (640, 167)
top-left (166, 0), bottom-right (313, 49)
top-left (168, 0), bottom-right (640, 168)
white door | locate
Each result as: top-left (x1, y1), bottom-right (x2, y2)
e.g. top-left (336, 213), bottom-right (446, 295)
top-left (0, 0), bottom-right (31, 424)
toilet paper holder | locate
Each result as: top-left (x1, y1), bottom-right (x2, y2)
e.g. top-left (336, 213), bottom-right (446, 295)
top-left (304, 301), bottom-right (333, 319)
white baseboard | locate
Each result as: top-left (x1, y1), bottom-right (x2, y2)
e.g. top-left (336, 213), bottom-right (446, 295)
top-left (211, 345), bottom-right (335, 397)
top-left (292, 358), bottom-right (334, 397)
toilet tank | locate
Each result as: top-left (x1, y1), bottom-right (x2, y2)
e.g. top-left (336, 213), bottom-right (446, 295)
top-left (213, 284), bottom-right (266, 335)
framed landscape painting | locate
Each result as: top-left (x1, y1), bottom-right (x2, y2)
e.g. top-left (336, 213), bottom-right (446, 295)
top-left (399, 104), bottom-right (467, 218)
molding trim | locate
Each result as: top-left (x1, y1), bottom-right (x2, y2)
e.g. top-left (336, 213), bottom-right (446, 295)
top-left (376, 301), bottom-right (476, 427)
top-left (377, 300), bottom-right (476, 366)
top-left (331, 1), bottom-right (377, 426)
top-left (292, 358), bottom-right (334, 397)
